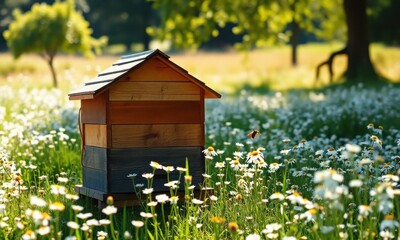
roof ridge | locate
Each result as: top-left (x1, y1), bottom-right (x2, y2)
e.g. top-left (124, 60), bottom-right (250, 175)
top-left (112, 49), bottom-right (169, 66)
top-left (120, 49), bottom-right (157, 60)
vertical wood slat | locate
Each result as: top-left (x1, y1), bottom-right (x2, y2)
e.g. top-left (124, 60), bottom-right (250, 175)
top-left (111, 124), bottom-right (203, 148)
top-left (109, 101), bottom-right (202, 124)
top-left (109, 82), bottom-right (201, 101)
top-left (85, 124), bottom-right (108, 148)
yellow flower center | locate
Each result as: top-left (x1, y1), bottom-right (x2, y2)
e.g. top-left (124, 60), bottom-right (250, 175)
top-left (250, 151), bottom-right (259, 156)
top-left (293, 192), bottom-right (301, 197)
top-left (42, 212), bottom-right (51, 219)
top-left (25, 230), bottom-right (35, 236)
top-left (384, 214), bottom-right (395, 220)
top-left (235, 194), bottom-right (242, 201)
top-left (151, 161), bottom-right (161, 167)
top-left (362, 205), bottom-right (371, 210)
top-left (210, 216), bottom-right (225, 224)
top-left (207, 146), bottom-right (215, 151)
top-left (309, 209), bottom-right (317, 215)
top-left (228, 221), bottom-right (239, 232)
top-left (50, 201), bottom-right (65, 211)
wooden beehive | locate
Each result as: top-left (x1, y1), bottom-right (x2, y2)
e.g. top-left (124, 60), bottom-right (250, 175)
top-left (68, 49), bottom-right (220, 204)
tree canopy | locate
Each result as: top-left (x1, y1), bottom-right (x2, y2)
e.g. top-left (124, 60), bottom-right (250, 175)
top-left (148, 0), bottom-right (390, 82)
top-left (147, 0), bottom-right (343, 50)
top-left (3, 0), bottom-right (107, 87)
top-left (0, 0), bottom-right (397, 52)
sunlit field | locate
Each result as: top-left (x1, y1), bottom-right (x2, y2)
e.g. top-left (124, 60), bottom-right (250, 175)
top-left (1, 43), bottom-right (400, 93)
top-left (0, 44), bottom-right (400, 239)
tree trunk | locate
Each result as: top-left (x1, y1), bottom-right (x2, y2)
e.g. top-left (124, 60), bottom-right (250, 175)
top-left (290, 19), bottom-right (300, 66)
top-left (47, 56), bottom-right (58, 88)
top-left (343, 0), bottom-right (376, 81)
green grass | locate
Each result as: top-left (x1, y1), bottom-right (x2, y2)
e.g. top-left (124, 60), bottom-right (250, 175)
top-left (0, 44), bottom-right (399, 239)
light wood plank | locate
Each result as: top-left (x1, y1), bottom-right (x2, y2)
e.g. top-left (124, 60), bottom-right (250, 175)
top-left (109, 81), bottom-right (201, 101)
top-left (109, 101), bottom-right (202, 124)
top-left (85, 124), bottom-right (108, 148)
top-left (125, 57), bottom-right (189, 81)
top-left (112, 124), bottom-right (203, 148)
top-left (81, 92), bottom-right (107, 124)
top-left (69, 94), bottom-right (94, 100)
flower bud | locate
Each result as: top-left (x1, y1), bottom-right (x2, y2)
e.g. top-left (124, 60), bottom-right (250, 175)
top-left (106, 196), bottom-right (114, 206)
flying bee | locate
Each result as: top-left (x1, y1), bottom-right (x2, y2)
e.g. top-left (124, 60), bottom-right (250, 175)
top-left (247, 129), bottom-right (261, 139)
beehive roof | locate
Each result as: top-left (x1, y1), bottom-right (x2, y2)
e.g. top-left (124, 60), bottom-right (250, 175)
top-left (68, 49), bottom-right (221, 100)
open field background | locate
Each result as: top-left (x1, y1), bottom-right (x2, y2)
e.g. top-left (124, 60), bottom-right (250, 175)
top-left (1, 43), bottom-right (399, 94)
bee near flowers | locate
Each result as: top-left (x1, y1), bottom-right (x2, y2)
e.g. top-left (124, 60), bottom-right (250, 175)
top-left (247, 129), bottom-right (261, 139)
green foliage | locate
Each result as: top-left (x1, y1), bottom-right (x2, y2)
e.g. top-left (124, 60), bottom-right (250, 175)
top-left (148, 0), bottom-right (345, 50)
top-left (369, 0), bottom-right (400, 44)
top-left (305, 0), bottom-right (345, 41)
top-left (3, 0), bottom-right (107, 87)
top-left (3, 0), bottom-right (107, 58)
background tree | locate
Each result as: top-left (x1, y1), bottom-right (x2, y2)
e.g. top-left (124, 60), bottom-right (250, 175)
top-left (0, 0), bottom-right (31, 50)
top-left (148, 0), bottom-right (392, 82)
top-left (83, 0), bottom-right (156, 51)
top-left (369, 0), bottom-right (400, 45)
top-left (147, 0), bottom-right (343, 66)
top-left (317, 0), bottom-right (391, 82)
top-left (1, 0), bottom-right (396, 56)
top-left (342, 0), bottom-right (375, 80)
top-left (286, 0), bottom-right (345, 66)
top-left (3, 0), bottom-right (107, 87)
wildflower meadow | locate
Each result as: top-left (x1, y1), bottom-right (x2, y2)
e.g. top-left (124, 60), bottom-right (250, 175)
top-left (0, 52), bottom-right (400, 239)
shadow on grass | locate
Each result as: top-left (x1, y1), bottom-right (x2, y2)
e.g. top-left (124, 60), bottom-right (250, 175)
top-left (228, 74), bottom-right (400, 96)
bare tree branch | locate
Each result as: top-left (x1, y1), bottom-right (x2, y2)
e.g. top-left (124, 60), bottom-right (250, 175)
top-left (316, 46), bottom-right (348, 83)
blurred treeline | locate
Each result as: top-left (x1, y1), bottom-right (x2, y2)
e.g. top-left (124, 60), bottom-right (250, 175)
top-left (0, 0), bottom-right (399, 52)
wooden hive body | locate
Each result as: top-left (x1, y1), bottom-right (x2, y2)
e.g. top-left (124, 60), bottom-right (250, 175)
top-left (68, 49), bottom-right (220, 204)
